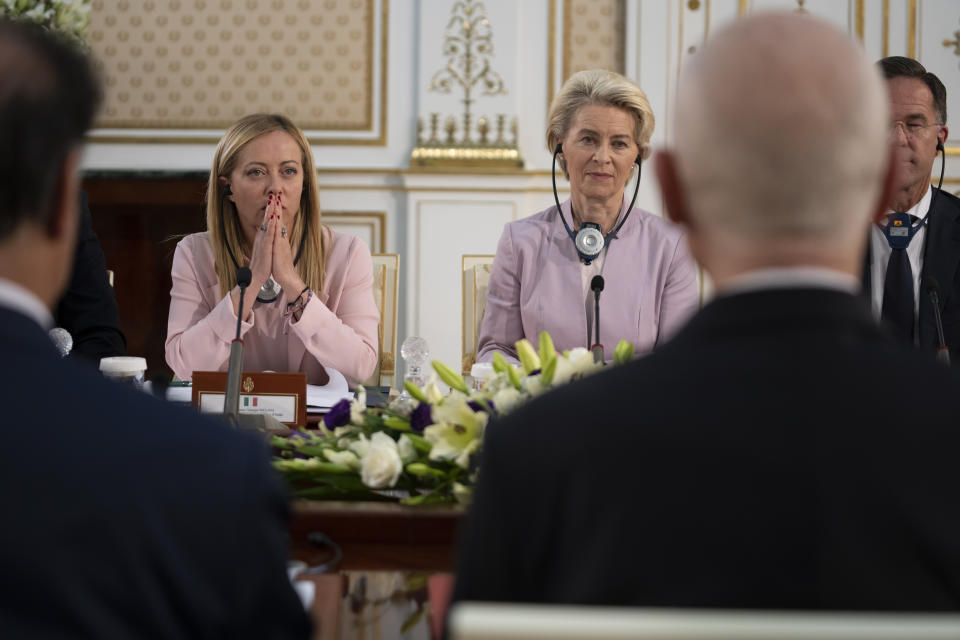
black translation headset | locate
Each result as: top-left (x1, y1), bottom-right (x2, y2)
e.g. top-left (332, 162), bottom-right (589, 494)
top-left (219, 183), bottom-right (309, 303)
top-left (551, 143), bottom-right (643, 264)
top-left (882, 138), bottom-right (945, 250)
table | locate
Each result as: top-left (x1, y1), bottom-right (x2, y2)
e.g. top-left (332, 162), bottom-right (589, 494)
top-left (289, 500), bottom-right (464, 572)
top-left (289, 501), bottom-right (464, 639)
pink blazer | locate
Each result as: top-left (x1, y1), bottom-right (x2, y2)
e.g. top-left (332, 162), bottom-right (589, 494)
top-left (477, 198), bottom-right (699, 362)
top-left (165, 228), bottom-right (379, 386)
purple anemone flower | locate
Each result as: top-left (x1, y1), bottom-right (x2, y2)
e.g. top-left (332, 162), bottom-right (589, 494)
top-left (323, 398), bottom-right (351, 429)
top-left (468, 400), bottom-right (495, 414)
top-left (410, 402), bottom-right (433, 432)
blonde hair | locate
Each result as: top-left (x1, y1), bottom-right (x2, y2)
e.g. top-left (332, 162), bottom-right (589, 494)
top-left (206, 113), bottom-right (327, 299)
top-left (546, 69), bottom-right (655, 178)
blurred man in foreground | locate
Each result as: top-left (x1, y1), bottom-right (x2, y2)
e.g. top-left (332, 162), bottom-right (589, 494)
top-left (454, 12), bottom-right (960, 608)
top-left (0, 20), bottom-right (310, 637)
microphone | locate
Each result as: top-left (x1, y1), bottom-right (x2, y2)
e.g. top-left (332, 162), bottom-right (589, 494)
top-left (48, 327), bottom-right (73, 358)
top-left (222, 267), bottom-right (288, 434)
top-left (224, 267), bottom-right (252, 423)
top-left (923, 275), bottom-right (951, 365)
top-left (591, 275), bottom-right (604, 363)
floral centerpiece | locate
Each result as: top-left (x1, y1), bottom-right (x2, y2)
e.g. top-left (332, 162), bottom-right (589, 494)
top-left (274, 332), bottom-right (634, 505)
top-left (0, 0), bottom-right (91, 47)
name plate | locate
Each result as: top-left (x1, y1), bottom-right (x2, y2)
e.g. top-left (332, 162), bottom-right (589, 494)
top-left (191, 371), bottom-right (307, 427)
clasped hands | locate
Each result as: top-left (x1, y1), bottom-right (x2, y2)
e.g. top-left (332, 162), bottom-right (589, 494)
top-left (233, 193), bottom-right (308, 321)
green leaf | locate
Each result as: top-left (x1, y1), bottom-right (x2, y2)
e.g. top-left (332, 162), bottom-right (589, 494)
top-left (403, 380), bottom-right (429, 403)
top-left (400, 608), bottom-right (425, 633)
top-left (432, 360), bottom-right (470, 394)
top-left (293, 486), bottom-right (395, 501)
top-left (402, 490), bottom-right (457, 506)
top-left (291, 444), bottom-right (334, 458)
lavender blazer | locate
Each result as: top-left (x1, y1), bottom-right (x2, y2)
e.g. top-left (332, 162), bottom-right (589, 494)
top-left (165, 228), bottom-right (379, 386)
top-left (477, 198), bottom-right (699, 362)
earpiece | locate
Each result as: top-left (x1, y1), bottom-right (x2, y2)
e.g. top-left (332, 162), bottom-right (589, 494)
top-left (937, 139), bottom-right (945, 152)
top-left (555, 143), bottom-right (563, 155)
top-left (221, 183), bottom-right (233, 197)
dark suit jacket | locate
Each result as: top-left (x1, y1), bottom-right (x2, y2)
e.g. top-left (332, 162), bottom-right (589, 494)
top-left (864, 187), bottom-right (960, 362)
top-left (54, 191), bottom-right (126, 365)
top-left (454, 288), bottom-right (960, 610)
top-left (0, 307), bottom-right (310, 638)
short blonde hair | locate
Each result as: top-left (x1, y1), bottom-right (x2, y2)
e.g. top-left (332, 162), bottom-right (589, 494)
top-left (546, 69), bottom-right (655, 178)
top-left (206, 113), bottom-right (327, 299)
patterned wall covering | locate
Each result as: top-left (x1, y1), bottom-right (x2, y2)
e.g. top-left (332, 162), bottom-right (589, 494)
top-left (88, 0), bottom-right (375, 131)
top-left (563, 0), bottom-right (625, 78)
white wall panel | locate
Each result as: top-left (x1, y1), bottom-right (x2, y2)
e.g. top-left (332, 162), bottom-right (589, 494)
top-left (407, 191), bottom-right (519, 373)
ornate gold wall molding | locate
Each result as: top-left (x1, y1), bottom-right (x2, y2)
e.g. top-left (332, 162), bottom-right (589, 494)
top-left (88, 0), bottom-right (388, 145)
top-left (908, 0), bottom-right (917, 58)
top-left (883, 0), bottom-right (889, 56)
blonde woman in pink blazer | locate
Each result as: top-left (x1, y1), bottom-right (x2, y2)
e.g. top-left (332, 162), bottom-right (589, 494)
top-left (477, 70), bottom-right (698, 363)
top-left (165, 114), bottom-right (378, 385)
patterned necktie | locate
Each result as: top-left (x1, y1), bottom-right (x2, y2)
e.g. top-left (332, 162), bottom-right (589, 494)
top-left (881, 214), bottom-right (919, 343)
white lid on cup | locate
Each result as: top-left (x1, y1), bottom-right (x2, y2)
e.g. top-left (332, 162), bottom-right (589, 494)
top-left (99, 356), bottom-right (147, 375)
top-left (471, 362), bottom-right (494, 380)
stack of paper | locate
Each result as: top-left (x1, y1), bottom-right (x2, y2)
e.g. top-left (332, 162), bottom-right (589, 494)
top-left (306, 367), bottom-right (353, 413)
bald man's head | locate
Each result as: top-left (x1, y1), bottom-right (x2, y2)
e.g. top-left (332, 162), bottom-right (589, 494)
top-left (661, 12), bottom-right (890, 276)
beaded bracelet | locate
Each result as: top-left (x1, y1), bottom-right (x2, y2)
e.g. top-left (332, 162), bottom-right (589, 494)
top-left (284, 289), bottom-right (313, 320)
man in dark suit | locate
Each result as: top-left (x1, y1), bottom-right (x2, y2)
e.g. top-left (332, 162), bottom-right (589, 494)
top-left (0, 20), bottom-right (310, 638)
top-left (864, 57), bottom-right (960, 362)
top-left (454, 13), bottom-right (960, 609)
top-left (53, 191), bottom-right (127, 364)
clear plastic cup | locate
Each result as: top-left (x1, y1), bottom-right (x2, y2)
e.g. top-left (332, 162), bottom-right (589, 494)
top-left (471, 362), bottom-right (494, 391)
top-left (99, 356), bottom-right (147, 389)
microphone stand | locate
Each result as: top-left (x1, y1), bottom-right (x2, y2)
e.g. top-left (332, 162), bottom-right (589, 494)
top-left (591, 275), bottom-right (604, 363)
top-left (925, 278), bottom-right (951, 365)
top-left (224, 268), bottom-right (287, 434)
top-left (223, 268), bottom-right (250, 425)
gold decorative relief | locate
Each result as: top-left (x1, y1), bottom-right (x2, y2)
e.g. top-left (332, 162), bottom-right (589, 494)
top-left (944, 18), bottom-right (960, 62)
top-left (87, 0), bottom-right (383, 136)
top-left (413, 0), bottom-right (522, 168)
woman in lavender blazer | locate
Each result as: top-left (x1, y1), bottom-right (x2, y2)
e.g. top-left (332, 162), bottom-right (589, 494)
top-left (477, 70), bottom-right (698, 363)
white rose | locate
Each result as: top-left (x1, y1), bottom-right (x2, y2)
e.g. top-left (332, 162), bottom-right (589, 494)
top-left (492, 386), bottom-right (524, 414)
top-left (348, 433), bottom-right (370, 458)
top-left (524, 375), bottom-right (546, 396)
top-left (397, 434), bottom-right (417, 463)
top-left (360, 433), bottom-right (403, 488)
top-left (552, 357), bottom-right (575, 386)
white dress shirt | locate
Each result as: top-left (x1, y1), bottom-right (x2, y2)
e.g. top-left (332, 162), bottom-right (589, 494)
top-left (869, 185), bottom-right (932, 320)
top-left (0, 277), bottom-right (53, 329)
top-left (721, 266), bottom-right (860, 297)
